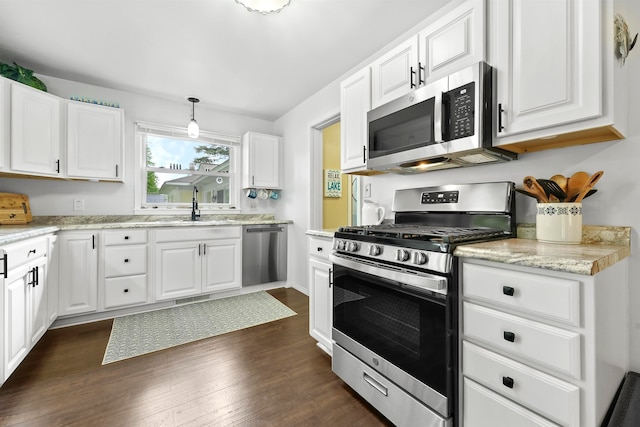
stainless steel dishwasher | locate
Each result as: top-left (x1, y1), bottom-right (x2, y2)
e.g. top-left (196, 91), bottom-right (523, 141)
top-left (242, 224), bottom-right (287, 286)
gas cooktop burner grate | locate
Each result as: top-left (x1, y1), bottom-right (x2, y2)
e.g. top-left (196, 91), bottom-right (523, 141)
top-left (338, 224), bottom-right (508, 243)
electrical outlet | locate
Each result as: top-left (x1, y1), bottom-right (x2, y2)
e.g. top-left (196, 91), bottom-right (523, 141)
top-left (364, 183), bottom-right (372, 199)
top-left (248, 201), bottom-right (257, 211)
top-left (73, 199), bottom-right (85, 211)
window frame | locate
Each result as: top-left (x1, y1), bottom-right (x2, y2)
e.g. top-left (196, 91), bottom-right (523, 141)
top-left (135, 121), bottom-right (241, 214)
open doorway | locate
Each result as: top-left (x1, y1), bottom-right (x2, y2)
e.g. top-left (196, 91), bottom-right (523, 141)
top-left (309, 116), bottom-right (361, 231)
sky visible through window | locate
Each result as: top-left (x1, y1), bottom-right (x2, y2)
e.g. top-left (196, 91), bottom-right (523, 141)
top-left (147, 135), bottom-right (227, 187)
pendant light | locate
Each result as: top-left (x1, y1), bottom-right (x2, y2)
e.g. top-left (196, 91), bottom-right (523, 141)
top-left (235, 0), bottom-right (291, 14)
top-left (187, 97), bottom-right (199, 139)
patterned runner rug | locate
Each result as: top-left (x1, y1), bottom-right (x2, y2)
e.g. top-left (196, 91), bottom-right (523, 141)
top-left (102, 291), bottom-right (296, 364)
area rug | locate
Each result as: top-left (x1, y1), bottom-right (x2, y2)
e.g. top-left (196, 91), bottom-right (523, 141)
top-left (102, 291), bottom-right (296, 364)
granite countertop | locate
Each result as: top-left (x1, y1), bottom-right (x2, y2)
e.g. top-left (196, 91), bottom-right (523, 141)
top-left (455, 224), bottom-right (631, 275)
top-left (0, 214), bottom-right (292, 245)
top-left (306, 229), bottom-right (337, 239)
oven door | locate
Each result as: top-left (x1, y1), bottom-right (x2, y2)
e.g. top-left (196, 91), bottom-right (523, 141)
top-left (367, 77), bottom-right (449, 170)
top-left (330, 253), bottom-right (454, 418)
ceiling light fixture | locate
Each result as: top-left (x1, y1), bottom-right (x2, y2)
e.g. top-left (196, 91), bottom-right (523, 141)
top-left (235, 0), bottom-right (291, 14)
top-left (187, 97), bottom-right (199, 139)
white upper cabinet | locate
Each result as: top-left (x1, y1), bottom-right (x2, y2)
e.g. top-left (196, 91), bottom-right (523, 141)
top-left (418, 0), bottom-right (485, 82)
top-left (370, 0), bottom-right (485, 110)
top-left (340, 67), bottom-right (371, 173)
top-left (66, 101), bottom-right (124, 181)
top-left (370, 38), bottom-right (419, 109)
top-left (0, 78), bottom-right (8, 171)
top-left (242, 132), bottom-right (281, 189)
top-left (10, 83), bottom-right (61, 176)
top-left (490, 0), bottom-right (624, 152)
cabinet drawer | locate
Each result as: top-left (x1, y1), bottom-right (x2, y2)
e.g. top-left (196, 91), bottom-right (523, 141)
top-left (104, 275), bottom-right (147, 309)
top-left (3, 237), bottom-right (48, 272)
top-left (308, 236), bottom-right (333, 261)
top-left (463, 302), bottom-right (581, 379)
top-left (103, 229), bottom-right (147, 246)
top-left (464, 378), bottom-right (561, 427)
top-left (462, 263), bottom-right (580, 326)
top-left (463, 341), bottom-right (579, 426)
top-left (155, 226), bottom-right (241, 242)
top-left (104, 246), bottom-right (147, 277)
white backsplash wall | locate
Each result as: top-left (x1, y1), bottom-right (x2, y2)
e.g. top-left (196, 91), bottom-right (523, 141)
top-left (0, 74), bottom-right (276, 216)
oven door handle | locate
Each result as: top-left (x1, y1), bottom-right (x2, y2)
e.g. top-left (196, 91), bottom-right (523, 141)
top-left (330, 253), bottom-right (447, 295)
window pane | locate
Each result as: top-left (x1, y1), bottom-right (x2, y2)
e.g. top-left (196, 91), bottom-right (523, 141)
top-left (146, 135), bottom-right (230, 170)
top-left (146, 172), bottom-right (230, 204)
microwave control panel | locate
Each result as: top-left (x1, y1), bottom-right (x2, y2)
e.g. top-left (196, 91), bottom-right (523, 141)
top-left (421, 191), bottom-right (459, 204)
top-left (443, 81), bottom-right (475, 141)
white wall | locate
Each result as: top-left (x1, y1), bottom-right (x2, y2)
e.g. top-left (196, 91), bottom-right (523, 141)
top-left (276, 3), bottom-right (640, 370)
top-left (0, 75), bottom-right (276, 216)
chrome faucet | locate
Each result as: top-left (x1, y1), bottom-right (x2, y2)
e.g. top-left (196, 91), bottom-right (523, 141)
top-left (191, 186), bottom-right (200, 221)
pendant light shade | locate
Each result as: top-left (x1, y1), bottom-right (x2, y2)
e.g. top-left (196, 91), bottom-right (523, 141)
top-left (187, 97), bottom-right (199, 139)
top-left (235, 0), bottom-right (291, 14)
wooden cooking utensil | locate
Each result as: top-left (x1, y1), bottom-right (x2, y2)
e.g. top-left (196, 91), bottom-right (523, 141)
top-left (574, 171), bottom-right (604, 203)
top-left (523, 176), bottom-right (549, 203)
top-left (565, 171), bottom-right (589, 201)
top-left (550, 174), bottom-right (568, 195)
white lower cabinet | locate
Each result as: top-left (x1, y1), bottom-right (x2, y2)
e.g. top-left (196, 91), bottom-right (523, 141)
top-left (154, 227), bottom-right (241, 301)
top-left (1, 235), bottom-right (51, 384)
top-left (58, 231), bottom-right (98, 316)
top-left (307, 235), bottom-right (333, 354)
top-left (459, 258), bottom-right (628, 427)
top-left (101, 229), bottom-right (148, 310)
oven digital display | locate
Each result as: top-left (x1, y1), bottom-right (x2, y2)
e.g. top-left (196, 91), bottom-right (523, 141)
top-left (421, 191), bottom-right (459, 204)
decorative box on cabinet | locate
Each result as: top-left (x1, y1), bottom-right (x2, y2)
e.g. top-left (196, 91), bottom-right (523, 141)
top-left (66, 100), bottom-right (124, 181)
top-left (101, 229), bottom-right (148, 310)
top-left (459, 258), bottom-right (628, 427)
top-left (489, 0), bottom-right (626, 153)
top-left (154, 227), bottom-right (241, 301)
top-left (307, 235), bottom-right (333, 354)
top-left (10, 82), bottom-right (61, 177)
top-left (241, 132), bottom-right (281, 189)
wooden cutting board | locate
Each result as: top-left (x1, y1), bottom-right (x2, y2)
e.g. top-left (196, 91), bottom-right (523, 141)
top-left (0, 193), bottom-right (32, 224)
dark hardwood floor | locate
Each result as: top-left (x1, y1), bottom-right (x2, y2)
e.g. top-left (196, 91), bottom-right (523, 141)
top-left (0, 288), bottom-right (393, 427)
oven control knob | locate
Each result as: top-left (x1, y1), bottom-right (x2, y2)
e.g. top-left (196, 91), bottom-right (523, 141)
top-left (346, 242), bottom-right (359, 252)
top-left (337, 240), bottom-right (346, 251)
top-left (395, 249), bottom-right (410, 262)
top-left (368, 245), bottom-right (381, 256)
top-left (412, 251), bottom-right (428, 265)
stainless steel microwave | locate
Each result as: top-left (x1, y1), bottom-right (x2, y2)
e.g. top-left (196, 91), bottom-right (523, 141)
top-left (366, 61), bottom-right (516, 173)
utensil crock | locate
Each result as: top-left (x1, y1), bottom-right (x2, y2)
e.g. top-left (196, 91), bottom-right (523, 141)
top-left (536, 203), bottom-right (582, 244)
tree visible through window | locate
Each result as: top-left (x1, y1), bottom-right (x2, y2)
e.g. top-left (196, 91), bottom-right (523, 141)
top-left (139, 125), bottom-right (238, 210)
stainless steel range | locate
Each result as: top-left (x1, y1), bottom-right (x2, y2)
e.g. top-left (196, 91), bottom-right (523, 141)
top-left (330, 181), bottom-right (516, 427)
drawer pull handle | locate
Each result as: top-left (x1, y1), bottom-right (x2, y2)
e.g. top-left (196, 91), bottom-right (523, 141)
top-left (28, 249), bottom-right (36, 255)
top-left (363, 372), bottom-right (388, 396)
top-left (503, 286), bottom-right (515, 296)
top-left (124, 236), bottom-right (130, 240)
top-left (124, 289), bottom-right (129, 293)
top-left (124, 258), bottom-right (130, 263)
top-left (502, 376), bottom-right (514, 389)
top-left (503, 331), bottom-right (516, 342)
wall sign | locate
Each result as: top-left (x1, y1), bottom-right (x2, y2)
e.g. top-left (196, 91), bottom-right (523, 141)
top-left (324, 169), bottom-right (342, 197)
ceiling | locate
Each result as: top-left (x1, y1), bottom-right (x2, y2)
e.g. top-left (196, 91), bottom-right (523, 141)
top-left (0, 0), bottom-right (450, 121)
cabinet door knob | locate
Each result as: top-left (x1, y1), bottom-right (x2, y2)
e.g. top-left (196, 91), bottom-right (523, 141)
top-left (503, 331), bottom-right (516, 342)
top-left (124, 289), bottom-right (129, 293)
top-left (124, 258), bottom-right (130, 263)
top-left (503, 286), bottom-right (515, 296)
top-left (502, 376), bottom-right (514, 389)
top-left (124, 236), bottom-right (129, 240)
top-left (317, 247), bottom-right (323, 252)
